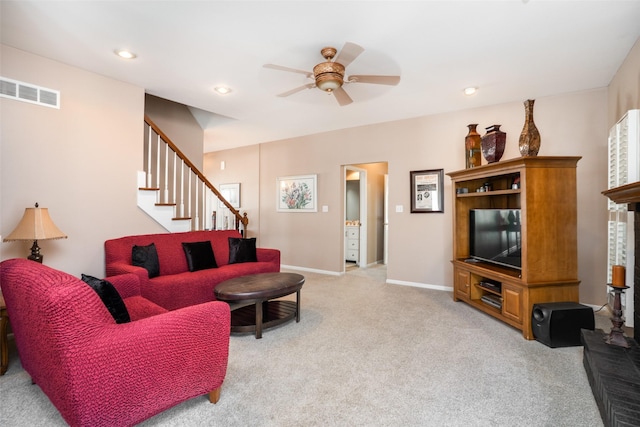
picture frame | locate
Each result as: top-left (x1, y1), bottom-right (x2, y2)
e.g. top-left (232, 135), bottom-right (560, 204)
top-left (276, 174), bottom-right (317, 212)
top-left (218, 183), bottom-right (240, 209)
top-left (410, 169), bottom-right (444, 213)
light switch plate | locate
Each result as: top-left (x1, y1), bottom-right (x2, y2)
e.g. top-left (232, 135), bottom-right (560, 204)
top-left (396, 205), bottom-right (403, 213)
top-left (322, 205), bottom-right (329, 212)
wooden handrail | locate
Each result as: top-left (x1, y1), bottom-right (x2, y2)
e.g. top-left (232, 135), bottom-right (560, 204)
top-left (144, 115), bottom-right (249, 230)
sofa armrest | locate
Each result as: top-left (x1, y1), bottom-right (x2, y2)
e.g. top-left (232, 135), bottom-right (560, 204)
top-left (105, 262), bottom-right (149, 286)
top-left (105, 273), bottom-right (141, 299)
top-left (256, 248), bottom-right (280, 267)
top-left (63, 302), bottom-right (231, 425)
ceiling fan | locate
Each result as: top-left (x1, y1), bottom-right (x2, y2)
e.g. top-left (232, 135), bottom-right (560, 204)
top-left (264, 42), bottom-right (401, 106)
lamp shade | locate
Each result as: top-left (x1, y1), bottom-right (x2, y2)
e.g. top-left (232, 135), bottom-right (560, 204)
top-left (3, 206), bottom-right (67, 242)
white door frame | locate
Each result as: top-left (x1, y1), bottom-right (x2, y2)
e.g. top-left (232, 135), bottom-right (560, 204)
top-left (384, 173), bottom-right (388, 265)
top-left (344, 166), bottom-right (367, 269)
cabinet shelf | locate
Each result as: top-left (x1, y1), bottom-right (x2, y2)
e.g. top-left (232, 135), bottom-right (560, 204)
top-left (455, 259), bottom-right (521, 280)
top-left (448, 157), bottom-right (581, 339)
top-left (475, 283), bottom-right (502, 297)
top-left (479, 300), bottom-right (502, 313)
top-left (456, 189), bottom-right (520, 198)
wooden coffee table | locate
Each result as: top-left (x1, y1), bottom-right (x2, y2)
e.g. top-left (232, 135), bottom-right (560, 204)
top-left (215, 272), bottom-right (305, 339)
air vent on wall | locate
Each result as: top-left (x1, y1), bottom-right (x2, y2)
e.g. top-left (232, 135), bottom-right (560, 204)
top-left (0, 76), bottom-right (60, 109)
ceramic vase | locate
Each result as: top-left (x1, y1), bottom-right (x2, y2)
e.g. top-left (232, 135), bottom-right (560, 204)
top-left (481, 124), bottom-right (506, 163)
top-left (465, 124), bottom-right (482, 168)
top-left (519, 99), bottom-right (541, 157)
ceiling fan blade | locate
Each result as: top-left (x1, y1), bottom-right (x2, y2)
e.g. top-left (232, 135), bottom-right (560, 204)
top-left (348, 75), bottom-right (401, 86)
top-left (333, 42), bottom-right (364, 68)
top-left (264, 64), bottom-right (313, 78)
top-left (333, 87), bottom-right (353, 106)
top-left (277, 83), bottom-right (315, 97)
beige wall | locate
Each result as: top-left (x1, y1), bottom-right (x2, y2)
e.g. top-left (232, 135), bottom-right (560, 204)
top-left (204, 144), bottom-right (261, 238)
top-left (608, 37), bottom-right (640, 126)
top-left (0, 45), bottom-right (165, 277)
top-left (206, 89), bottom-right (609, 304)
top-left (144, 94), bottom-right (204, 168)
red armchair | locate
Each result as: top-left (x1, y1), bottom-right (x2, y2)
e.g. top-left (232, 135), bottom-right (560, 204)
top-left (0, 258), bottom-right (230, 427)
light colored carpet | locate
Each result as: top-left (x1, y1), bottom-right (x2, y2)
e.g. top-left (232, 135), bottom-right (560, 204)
top-left (0, 265), bottom-right (603, 426)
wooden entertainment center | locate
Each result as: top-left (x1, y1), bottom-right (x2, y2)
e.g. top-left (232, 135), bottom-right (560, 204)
top-left (447, 156), bottom-right (581, 339)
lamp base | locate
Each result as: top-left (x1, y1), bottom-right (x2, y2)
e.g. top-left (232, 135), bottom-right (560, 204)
top-left (28, 240), bottom-right (43, 263)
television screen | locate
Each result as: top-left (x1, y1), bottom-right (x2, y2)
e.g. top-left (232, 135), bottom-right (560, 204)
top-left (469, 209), bottom-right (522, 269)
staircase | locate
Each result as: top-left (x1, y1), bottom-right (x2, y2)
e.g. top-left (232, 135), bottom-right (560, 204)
top-left (139, 115), bottom-right (247, 234)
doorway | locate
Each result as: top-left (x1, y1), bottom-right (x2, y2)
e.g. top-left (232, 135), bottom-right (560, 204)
top-left (345, 166), bottom-right (367, 269)
top-left (343, 162), bottom-right (388, 272)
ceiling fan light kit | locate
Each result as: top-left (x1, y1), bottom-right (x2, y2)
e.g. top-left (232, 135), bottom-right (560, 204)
top-left (265, 42), bottom-right (400, 106)
top-left (313, 61), bottom-right (345, 92)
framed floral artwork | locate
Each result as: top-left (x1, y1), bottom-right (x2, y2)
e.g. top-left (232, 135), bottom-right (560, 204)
top-left (277, 174), bottom-right (317, 212)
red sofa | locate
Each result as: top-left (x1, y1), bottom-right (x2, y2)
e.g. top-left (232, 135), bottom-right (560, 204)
top-left (105, 230), bottom-right (280, 310)
top-left (0, 258), bottom-right (230, 427)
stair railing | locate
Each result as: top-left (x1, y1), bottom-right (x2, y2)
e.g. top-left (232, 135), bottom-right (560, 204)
top-left (142, 115), bottom-right (248, 233)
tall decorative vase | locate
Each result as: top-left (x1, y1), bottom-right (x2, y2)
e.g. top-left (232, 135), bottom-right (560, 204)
top-left (481, 124), bottom-right (506, 163)
top-left (465, 124), bottom-right (482, 168)
top-left (519, 99), bottom-right (541, 157)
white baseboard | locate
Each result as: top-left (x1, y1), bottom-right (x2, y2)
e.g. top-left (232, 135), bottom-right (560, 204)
top-left (387, 279), bottom-right (453, 292)
top-left (280, 264), bottom-right (341, 276)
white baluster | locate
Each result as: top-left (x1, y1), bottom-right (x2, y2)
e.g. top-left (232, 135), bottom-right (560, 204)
top-left (202, 185), bottom-right (206, 230)
top-left (187, 168), bottom-right (192, 225)
top-left (164, 143), bottom-right (169, 203)
top-left (156, 135), bottom-right (161, 203)
top-left (179, 160), bottom-right (185, 217)
top-left (146, 125), bottom-right (152, 187)
top-left (173, 151), bottom-right (178, 211)
top-left (194, 177), bottom-right (199, 230)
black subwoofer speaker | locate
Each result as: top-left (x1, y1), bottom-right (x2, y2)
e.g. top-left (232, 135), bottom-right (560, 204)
top-left (531, 302), bottom-right (595, 348)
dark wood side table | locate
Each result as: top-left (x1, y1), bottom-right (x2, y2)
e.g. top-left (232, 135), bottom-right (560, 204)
top-left (0, 293), bottom-right (8, 375)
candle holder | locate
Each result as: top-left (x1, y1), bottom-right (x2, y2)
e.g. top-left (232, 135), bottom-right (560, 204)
top-left (605, 283), bottom-right (630, 348)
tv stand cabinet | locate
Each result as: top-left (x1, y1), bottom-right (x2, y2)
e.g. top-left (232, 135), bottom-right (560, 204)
top-left (447, 157), bottom-right (581, 339)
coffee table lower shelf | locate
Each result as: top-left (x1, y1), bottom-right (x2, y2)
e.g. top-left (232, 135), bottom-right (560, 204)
top-left (230, 300), bottom-right (298, 336)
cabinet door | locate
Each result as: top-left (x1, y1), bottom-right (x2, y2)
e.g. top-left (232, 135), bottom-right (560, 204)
top-left (502, 284), bottom-right (523, 324)
top-left (454, 268), bottom-right (471, 300)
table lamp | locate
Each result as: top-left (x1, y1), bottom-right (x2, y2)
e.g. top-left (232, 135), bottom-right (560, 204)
top-left (3, 203), bottom-right (67, 263)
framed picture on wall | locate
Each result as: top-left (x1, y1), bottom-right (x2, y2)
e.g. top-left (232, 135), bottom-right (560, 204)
top-left (410, 169), bottom-right (444, 213)
top-left (276, 174), bottom-right (317, 212)
top-left (218, 183), bottom-right (240, 209)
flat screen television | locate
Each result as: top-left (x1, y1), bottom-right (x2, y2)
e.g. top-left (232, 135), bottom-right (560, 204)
top-left (469, 209), bottom-right (522, 270)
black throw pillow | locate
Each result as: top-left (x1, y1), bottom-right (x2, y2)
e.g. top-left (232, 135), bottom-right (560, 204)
top-left (228, 237), bottom-right (258, 264)
top-left (132, 243), bottom-right (160, 278)
top-left (182, 241), bottom-right (218, 272)
top-left (81, 274), bottom-right (131, 324)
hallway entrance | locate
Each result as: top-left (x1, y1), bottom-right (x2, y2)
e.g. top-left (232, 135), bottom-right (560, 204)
top-left (343, 162), bottom-right (388, 273)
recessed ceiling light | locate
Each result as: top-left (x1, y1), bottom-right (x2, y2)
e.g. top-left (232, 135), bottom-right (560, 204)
top-left (464, 87), bottom-right (477, 96)
top-left (115, 49), bottom-right (136, 59)
top-left (214, 86), bottom-right (232, 95)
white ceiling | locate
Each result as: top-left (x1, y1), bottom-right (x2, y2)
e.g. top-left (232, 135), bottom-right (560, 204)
top-left (2, 1), bottom-right (640, 152)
